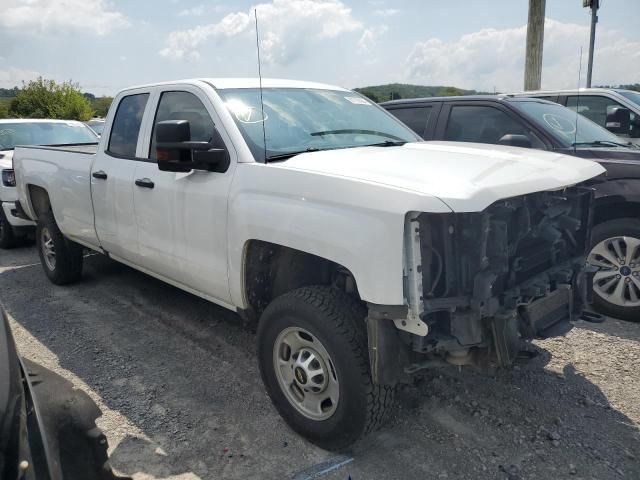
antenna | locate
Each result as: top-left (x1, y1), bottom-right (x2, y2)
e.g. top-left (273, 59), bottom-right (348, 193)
top-left (254, 9), bottom-right (267, 163)
top-left (574, 46), bottom-right (583, 153)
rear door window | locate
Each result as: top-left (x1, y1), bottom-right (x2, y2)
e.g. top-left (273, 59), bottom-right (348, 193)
top-left (388, 106), bottom-right (432, 138)
top-left (444, 105), bottom-right (544, 148)
top-left (107, 93), bottom-right (149, 158)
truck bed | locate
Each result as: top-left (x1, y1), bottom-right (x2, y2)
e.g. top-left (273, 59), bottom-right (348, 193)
top-left (13, 142), bottom-right (100, 247)
top-left (17, 143), bottom-right (99, 155)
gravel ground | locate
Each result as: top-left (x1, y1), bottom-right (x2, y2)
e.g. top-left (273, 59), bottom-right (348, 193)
top-left (1, 245), bottom-right (639, 480)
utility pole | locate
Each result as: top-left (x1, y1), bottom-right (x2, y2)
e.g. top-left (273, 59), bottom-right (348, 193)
top-left (524, 0), bottom-right (546, 91)
top-left (585, 0), bottom-right (599, 88)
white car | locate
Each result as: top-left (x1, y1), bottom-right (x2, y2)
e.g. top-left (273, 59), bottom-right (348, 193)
top-left (0, 119), bottom-right (97, 248)
top-left (13, 78), bottom-right (605, 448)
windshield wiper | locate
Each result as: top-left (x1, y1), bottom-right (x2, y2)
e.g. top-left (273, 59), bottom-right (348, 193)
top-left (266, 147), bottom-right (321, 162)
top-left (571, 140), bottom-right (631, 149)
top-left (367, 140), bottom-right (407, 147)
top-left (309, 129), bottom-right (406, 142)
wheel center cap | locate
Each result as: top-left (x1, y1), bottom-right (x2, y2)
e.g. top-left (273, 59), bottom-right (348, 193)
top-left (621, 266), bottom-right (632, 276)
top-left (294, 367), bottom-right (307, 385)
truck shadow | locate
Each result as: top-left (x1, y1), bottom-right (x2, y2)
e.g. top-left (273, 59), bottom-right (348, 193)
top-left (1, 252), bottom-right (638, 479)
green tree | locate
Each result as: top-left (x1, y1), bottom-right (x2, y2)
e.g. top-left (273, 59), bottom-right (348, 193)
top-left (92, 96), bottom-right (113, 117)
top-left (0, 102), bottom-right (8, 119)
top-left (9, 77), bottom-right (93, 121)
top-left (437, 86), bottom-right (465, 97)
top-left (360, 91), bottom-right (380, 102)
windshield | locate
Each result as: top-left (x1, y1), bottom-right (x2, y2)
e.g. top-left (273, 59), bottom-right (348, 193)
top-left (216, 87), bottom-right (419, 160)
top-left (0, 122), bottom-right (97, 150)
top-left (618, 90), bottom-right (640, 107)
top-left (512, 100), bottom-right (628, 148)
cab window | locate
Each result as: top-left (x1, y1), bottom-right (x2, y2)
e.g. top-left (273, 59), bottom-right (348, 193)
top-left (107, 93), bottom-right (149, 158)
top-left (444, 105), bottom-right (544, 148)
top-left (566, 95), bottom-right (636, 132)
top-left (149, 91), bottom-right (216, 160)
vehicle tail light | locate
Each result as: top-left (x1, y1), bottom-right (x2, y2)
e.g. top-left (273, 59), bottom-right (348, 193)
top-left (1, 169), bottom-right (16, 187)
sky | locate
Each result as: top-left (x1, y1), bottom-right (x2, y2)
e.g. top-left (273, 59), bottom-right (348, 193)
top-left (0, 0), bottom-right (638, 96)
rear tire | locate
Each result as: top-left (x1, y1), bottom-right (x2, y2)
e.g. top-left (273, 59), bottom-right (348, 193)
top-left (257, 286), bottom-right (394, 450)
top-left (0, 206), bottom-right (17, 249)
top-left (588, 218), bottom-right (640, 322)
top-left (36, 211), bottom-right (83, 285)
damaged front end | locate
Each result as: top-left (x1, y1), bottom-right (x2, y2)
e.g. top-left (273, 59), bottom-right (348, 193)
top-left (369, 187), bottom-right (599, 383)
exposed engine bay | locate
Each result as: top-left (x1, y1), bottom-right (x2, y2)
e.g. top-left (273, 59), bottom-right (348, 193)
top-left (370, 187), bottom-right (597, 379)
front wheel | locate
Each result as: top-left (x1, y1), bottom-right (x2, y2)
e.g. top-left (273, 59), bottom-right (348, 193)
top-left (36, 211), bottom-right (84, 285)
top-left (257, 286), bottom-right (394, 450)
top-left (587, 218), bottom-right (640, 322)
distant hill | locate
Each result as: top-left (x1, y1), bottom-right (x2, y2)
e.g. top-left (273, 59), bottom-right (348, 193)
top-left (354, 83), bottom-right (490, 103)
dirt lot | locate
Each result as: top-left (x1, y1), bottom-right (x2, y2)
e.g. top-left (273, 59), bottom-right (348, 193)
top-left (1, 245), bottom-right (639, 480)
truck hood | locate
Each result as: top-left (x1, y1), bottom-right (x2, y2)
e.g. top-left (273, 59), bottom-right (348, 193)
top-left (277, 141), bottom-right (605, 212)
top-left (0, 150), bottom-right (12, 170)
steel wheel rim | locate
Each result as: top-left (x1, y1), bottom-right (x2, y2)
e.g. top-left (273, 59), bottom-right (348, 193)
top-left (272, 326), bottom-right (339, 421)
top-left (41, 227), bottom-right (56, 270)
top-left (588, 235), bottom-right (640, 307)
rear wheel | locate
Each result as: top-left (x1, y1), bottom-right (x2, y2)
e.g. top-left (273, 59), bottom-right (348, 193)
top-left (257, 286), bottom-right (394, 450)
top-left (0, 206), bottom-right (17, 249)
top-left (36, 211), bottom-right (83, 285)
top-left (587, 218), bottom-right (640, 322)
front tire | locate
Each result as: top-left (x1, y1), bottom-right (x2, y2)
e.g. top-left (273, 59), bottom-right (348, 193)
top-left (0, 206), bottom-right (17, 249)
top-left (587, 218), bottom-right (640, 322)
top-left (36, 211), bottom-right (83, 285)
top-left (257, 286), bottom-right (394, 450)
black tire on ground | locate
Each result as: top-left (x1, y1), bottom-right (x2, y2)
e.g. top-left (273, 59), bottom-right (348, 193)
top-left (257, 286), bottom-right (394, 450)
top-left (36, 211), bottom-right (84, 285)
top-left (0, 206), bottom-right (17, 249)
top-left (589, 218), bottom-right (640, 322)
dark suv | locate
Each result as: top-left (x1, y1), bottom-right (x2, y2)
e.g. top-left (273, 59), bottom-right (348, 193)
top-left (383, 95), bottom-right (640, 321)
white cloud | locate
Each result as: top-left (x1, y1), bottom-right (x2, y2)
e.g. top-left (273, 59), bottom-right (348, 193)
top-left (0, 0), bottom-right (129, 35)
top-left (179, 5), bottom-right (206, 16)
top-left (160, 0), bottom-right (362, 63)
top-left (0, 67), bottom-right (43, 87)
top-left (374, 8), bottom-right (399, 17)
top-left (358, 25), bottom-right (388, 51)
top-left (405, 18), bottom-right (640, 91)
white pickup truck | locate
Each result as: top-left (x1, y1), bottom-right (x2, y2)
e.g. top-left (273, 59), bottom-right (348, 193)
top-left (13, 78), bottom-right (605, 448)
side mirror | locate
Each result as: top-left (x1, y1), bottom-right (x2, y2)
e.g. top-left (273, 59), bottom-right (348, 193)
top-left (155, 120), bottom-right (230, 173)
top-left (498, 134), bottom-right (532, 149)
top-left (605, 107), bottom-right (631, 134)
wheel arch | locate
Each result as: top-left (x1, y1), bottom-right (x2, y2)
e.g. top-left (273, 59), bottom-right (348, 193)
top-left (26, 184), bottom-right (52, 220)
top-left (240, 240), bottom-right (361, 321)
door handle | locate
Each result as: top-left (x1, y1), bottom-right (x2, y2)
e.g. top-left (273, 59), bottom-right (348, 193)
top-left (135, 178), bottom-right (155, 189)
top-left (92, 170), bottom-right (108, 180)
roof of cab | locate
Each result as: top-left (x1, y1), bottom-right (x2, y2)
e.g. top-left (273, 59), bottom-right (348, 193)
top-left (381, 95), bottom-right (556, 106)
top-left (506, 87), bottom-right (635, 96)
top-left (119, 78), bottom-right (350, 93)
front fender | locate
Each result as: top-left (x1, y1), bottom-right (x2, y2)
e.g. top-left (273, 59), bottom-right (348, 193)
top-left (227, 163), bottom-right (451, 307)
top-left (592, 177), bottom-right (640, 203)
